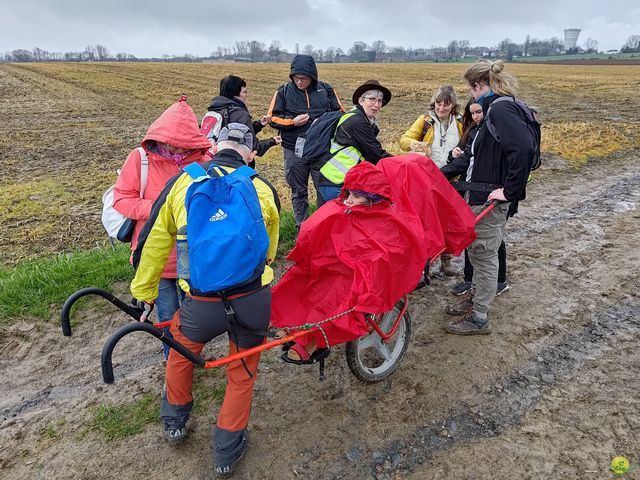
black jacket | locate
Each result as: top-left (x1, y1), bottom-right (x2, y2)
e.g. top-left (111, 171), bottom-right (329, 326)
top-left (268, 54), bottom-right (342, 150)
top-left (319, 105), bottom-right (391, 185)
top-left (207, 96), bottom-right (276, 157)
top-left (465, 94), bottom-right (535, 205)
top-left (441, 124), bottom-right (479, 180)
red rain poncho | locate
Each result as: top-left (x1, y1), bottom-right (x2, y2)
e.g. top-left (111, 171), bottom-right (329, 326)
top-left (271, 155), bottom-right (476, 347)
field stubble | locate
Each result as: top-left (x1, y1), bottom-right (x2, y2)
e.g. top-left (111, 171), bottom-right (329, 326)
top-left (0, 62), bottom-right (639, 264)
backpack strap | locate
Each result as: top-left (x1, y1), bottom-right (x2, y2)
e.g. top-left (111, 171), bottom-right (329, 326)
top-left (136, 147), bottom-right (149, 198)
top-left (183, 162), bottom-right (209, 181)
top-left (232, 165), bottom-right (257, 179)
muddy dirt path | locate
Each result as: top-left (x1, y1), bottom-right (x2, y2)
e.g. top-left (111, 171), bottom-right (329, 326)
top-left (2, 152), bottom-right (639, 480)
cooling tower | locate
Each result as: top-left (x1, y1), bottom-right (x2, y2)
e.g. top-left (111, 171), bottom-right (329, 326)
top-left (564, 29), bottom-right (581, 50)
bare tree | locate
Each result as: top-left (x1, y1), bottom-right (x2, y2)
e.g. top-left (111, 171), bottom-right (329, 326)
top-left (294, 43), bottom-right (300, 55)
top-left (95, 44), bottom-right (109, 61)
top-left (268, 40), bottom-right (282, 61)
top-left (371, 40), bottom-right (387, 54)
top-left (621, 35), bottom-right (640, 52)
top-left (234, 41), bottom-right (249, 56)
top-left (458, 40), bottom-right (470, 56)
top-left (349, 41), bottom-right (368, 56)
top-left (303, 44), bottom-right (314, 56)
top-left (582, 38), bottom-right (598, 53)
top-left (325, 46), bottom-right (336, 62)
top-left (248, 40), bottom-right (265, 61)
top-left (447, 40), bottom-right (459, 59)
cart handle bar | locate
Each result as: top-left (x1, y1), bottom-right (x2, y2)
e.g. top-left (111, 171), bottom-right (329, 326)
top-left (61, 287), bottom-right (143, 336)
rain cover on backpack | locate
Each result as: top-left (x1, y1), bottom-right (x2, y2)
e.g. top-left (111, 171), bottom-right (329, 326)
top-left (182, 163), bottom-right (269, 294)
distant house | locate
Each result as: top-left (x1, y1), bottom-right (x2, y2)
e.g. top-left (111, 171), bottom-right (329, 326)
top-left (606, 49), bottom-right (619, 54)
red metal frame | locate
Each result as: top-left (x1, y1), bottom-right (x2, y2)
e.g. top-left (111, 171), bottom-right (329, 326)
top-left (365, 296), bottom-right (409, 343)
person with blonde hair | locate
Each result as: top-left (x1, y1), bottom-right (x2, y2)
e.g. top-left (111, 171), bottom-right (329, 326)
top-left (399, 85), bottom-right (463, 168)
top-left (445, 59), bottom-right (535, 335)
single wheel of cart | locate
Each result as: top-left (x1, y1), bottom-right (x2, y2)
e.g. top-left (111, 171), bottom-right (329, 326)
top-left (345, 297), bottom-right (411, 382)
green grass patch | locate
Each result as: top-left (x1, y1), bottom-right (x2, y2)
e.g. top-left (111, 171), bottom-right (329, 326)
top-left (0, 244), bottom-right (133, 322)
top-left (88, 370), bottom-right (226, 441)
top-left (0, 204), bottom-right (300, 324)
top-left (89, 393), bottom-right (160, 441)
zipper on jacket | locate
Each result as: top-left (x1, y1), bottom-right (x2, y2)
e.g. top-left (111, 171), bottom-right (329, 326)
top-left (305, 90), bottom-right (310, 109)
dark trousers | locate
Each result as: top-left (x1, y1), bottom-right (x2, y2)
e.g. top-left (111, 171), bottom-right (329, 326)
top-left (464, 240), bottom-right (507, 284)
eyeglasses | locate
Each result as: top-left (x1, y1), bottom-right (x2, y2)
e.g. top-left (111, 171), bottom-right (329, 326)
top-left (362, 96), bottom-right (383, 105)
top-left (293, 75), bottom-right (310, 82)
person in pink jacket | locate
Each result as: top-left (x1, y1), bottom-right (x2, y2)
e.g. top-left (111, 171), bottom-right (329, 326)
top-left (113, 95), bottom-right (211, 360)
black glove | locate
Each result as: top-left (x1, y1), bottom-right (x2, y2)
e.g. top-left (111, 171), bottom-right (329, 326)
top-left (131, 298), bottom-right (154, 323)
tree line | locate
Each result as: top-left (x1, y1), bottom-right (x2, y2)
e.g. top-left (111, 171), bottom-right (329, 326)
top-left (3, 35), bottom-right (639, 64)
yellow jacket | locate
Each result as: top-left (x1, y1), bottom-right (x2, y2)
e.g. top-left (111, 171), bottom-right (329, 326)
top-left (131, 152), bottom-right (280, 302)
top-left (399, 114), bottom-right (463, 152)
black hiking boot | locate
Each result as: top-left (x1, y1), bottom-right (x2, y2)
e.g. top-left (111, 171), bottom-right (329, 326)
top-left (163, 424), bottom-right (188, 444)
top-left (215, 433), bottom-right (249, 477)
top-left (496, 281), bottom-right (510, 296)
top-left (451, 280), bottom-right (473, 296)
top-left (445, 311), bottom-right (491, 335)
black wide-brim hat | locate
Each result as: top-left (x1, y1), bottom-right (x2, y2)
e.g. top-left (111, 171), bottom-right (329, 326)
top-left (352, 79), bottom-right (392, 106)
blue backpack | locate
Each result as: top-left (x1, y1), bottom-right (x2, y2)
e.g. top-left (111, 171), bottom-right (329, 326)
top-left (181, 162), bottom-right (269, 294)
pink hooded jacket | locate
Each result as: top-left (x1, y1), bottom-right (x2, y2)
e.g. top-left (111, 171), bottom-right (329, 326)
top-left (113, 96), bottom-right (211, 277)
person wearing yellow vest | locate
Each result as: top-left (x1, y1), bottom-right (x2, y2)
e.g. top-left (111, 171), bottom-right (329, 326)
top-left (399, 85), bottom-right (463, 168)
top-left (317, 79), bottom-right (392, 201)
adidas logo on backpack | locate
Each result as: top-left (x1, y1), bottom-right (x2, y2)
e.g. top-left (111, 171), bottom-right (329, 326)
top-left (209, 208), bottom-right (228, 222)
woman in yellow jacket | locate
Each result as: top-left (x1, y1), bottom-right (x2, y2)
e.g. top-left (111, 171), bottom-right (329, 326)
top-left (399, 85), bottom-right (463, 168)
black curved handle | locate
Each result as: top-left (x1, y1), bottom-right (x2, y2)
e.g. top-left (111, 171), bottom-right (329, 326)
top-left (61, 288), bottom-right (143, 336)
top-left (101, 321), bottom-right (206, 384)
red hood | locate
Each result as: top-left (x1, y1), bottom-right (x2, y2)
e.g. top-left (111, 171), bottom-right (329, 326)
top-left (142, 96), bottom-right (211, 151)
top-left (341, 161), bottom-right (393, 201)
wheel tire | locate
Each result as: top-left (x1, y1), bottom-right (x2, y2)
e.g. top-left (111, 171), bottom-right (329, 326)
top-left (345, 300), bottom-right (412, 382)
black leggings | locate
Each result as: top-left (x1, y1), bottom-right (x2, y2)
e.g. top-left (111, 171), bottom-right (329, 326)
top-left (464, 241), bottom-right (507, 284)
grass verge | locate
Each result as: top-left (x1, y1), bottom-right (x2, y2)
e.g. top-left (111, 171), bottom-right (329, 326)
top-left (0, 206), bottom-right (300, 324)
top-left (0, 244), bottom-right (132, 322)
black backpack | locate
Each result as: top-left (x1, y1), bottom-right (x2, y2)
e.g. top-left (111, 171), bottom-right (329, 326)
top-left (294, 111), bottom-right (353, 167)
top-left (485, 96), bottom-right (541, 171)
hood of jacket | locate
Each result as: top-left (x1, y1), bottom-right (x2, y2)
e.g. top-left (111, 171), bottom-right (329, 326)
top-left (207, 95), bottom-right (248, 113)
top-left (289, 54), bottom-right (318, 84)
top-left (342, 161), bottom-right (393, 201)
top-left (142, 97), bottom-right (211, 151)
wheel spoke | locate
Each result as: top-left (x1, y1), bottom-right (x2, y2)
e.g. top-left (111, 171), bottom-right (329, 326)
top-left (375, 342), bottom-right (393, 362)
top-left (358, 333), bottom-right (379, 351)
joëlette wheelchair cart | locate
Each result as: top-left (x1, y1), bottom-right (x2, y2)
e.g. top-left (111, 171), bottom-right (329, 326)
top-left (61, 204), bottom-right (496, 384)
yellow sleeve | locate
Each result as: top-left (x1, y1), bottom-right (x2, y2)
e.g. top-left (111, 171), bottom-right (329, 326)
top-left (399, 115), bottom-right (427, 151)
top-left (255, 180), bottom-right (280, 285)
top-left (130, 180), bottom-right (182, 302)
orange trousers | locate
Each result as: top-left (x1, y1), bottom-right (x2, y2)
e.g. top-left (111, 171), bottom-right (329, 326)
top-left (166, 311), bottom-right (261, 432)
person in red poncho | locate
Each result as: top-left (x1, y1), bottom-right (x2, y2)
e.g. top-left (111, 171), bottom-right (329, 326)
top-left (271, 154), bottom-right (478, 364)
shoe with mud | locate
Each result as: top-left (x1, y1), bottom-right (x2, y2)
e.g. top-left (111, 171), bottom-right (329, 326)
top-left (441, 256), bottom-right (457, 276)
top-left (451, 280), bottom-right (473, 296)
top-left (445, 311), bottom-right (491, 335)
top-left (445, 294), bottom-right (473, 316)
top-left (163, 424), bottom-right (188, 444)
top-left (496, 281), bottom-right (510, 296)
top-left (215, 434), bottom-right (249, 477)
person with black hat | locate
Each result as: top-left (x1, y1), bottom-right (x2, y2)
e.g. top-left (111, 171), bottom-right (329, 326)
top-left (317, 79), bottom-right (393, 201)
top-left (130, 122), bottom-right (280, 477)
top-left (268, 54), bottom-right (343, 230)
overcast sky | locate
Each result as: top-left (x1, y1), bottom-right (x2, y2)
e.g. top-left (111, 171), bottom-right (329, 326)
top-left (1, 0), bottom-right (639, 56)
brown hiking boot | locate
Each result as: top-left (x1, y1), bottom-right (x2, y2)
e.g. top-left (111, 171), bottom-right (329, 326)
top-left (441, 255), bottom-right (456, 276)
top-left (445, 293), bottom-right (473, 316)
top-left (445, 311), bottom-right (491, 335)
